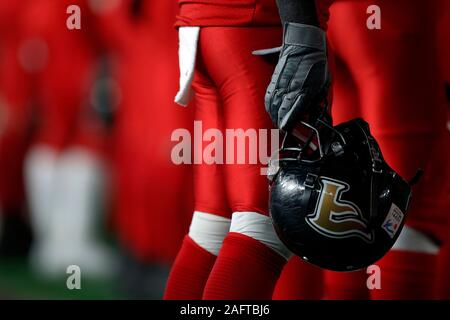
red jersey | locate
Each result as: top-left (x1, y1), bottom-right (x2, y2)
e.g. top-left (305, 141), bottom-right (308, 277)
top-left (175, 0), bottom-right (281, 27)
top-left (175, 0), bottom-right (333, 29)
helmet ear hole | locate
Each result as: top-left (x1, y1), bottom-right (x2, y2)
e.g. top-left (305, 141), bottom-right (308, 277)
top-left (269, 118), bottom-right (412, 271)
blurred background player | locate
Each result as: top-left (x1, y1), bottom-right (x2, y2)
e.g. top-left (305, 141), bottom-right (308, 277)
top-left (324, 0), bottom-right (448, 299)
top-left (94, 0), bottom-right (193, 299)
top-left (20, 0), bottom-right (113, 277)
top-left (0, 0), bottom-right (194, 299)
top-left (0, 2), bottom-right (33, 258)
top-left (262, 0), bottom-right (449, 300)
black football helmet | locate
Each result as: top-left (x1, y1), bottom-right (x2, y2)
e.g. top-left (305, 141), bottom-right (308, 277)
top-left (268, 117), bottom-right (416, 271)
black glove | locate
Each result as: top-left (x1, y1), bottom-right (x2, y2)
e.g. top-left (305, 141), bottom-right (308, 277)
top-left (264, 22), bottom-right (331, 132)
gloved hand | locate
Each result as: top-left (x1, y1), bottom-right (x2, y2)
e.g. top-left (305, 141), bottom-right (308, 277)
top-left (263, 22), bottom-right (331, 132)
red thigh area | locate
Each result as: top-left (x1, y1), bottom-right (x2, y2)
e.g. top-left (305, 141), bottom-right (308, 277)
top-left (330, 54), bottom-right (361, 124)
top-left (198, 27), bottom-right (282, 215)
top-left (328, 0), bottom-right (448, 239)
top-left (191, 64), bottom-right (231, 218)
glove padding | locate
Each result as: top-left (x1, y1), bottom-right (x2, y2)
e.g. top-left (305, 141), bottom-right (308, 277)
top-left (264, 23), bottom-right (330, 132)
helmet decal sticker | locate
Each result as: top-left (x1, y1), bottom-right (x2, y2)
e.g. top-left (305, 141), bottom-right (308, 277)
top-left (305, 177), bottom-right (374, 243)
top-left (381, 203), bottom-right (405, 238)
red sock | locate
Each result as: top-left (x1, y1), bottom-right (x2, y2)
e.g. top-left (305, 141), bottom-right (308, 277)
top-left (273, 256), bottom-right (324, 300)
top-left (202, 232), bottom-right (286, 300)
top-left (324, 270), bottom-right (370, 300)
top-left (371, 250), bottom-right (437, 300)
top-left (164, 235), bottom-right (216, 300)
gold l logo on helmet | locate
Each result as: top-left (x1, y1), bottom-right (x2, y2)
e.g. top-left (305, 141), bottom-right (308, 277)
top-left (306, 177), bottom-right (374, 242)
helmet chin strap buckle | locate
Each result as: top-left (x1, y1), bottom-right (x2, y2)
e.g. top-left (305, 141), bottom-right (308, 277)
top-left (408, 168), bottom-right (424, 186)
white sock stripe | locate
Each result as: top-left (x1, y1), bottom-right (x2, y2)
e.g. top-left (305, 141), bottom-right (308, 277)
top-left (188, 211), bottom-right (231, 256)
top-left (392, 225), bottom-right (440, 254)
top-left (230, 212), bottom-right (292, 260)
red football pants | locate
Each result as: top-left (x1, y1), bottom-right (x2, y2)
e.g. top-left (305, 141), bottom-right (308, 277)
top-left (192, 27), bottom-right (282, 218)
